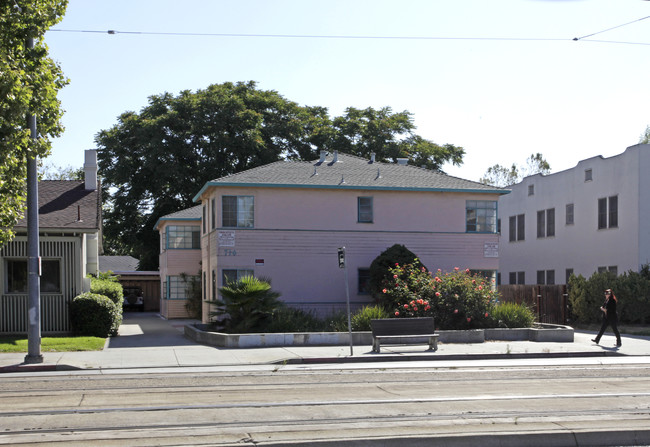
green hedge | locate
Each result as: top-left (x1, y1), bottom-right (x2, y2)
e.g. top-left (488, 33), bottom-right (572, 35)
top-left (569, 268), bottom-right (650, 324)
top-left (70, 293), bottom-right (121, 337)
top-left (90, 277), bottom-right (124, 306)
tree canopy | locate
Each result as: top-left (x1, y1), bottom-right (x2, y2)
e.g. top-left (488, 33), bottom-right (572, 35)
top-left (0, 0), bottom-right (68, 247)
top-left (96, 81), bottom-right (465, 269)
top-left (480, 153), bottom-right (551, 187)
top-left (640, 125), bottom-right (650, 144)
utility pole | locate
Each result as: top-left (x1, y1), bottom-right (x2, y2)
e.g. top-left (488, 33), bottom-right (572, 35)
top-left (24, 36), bottom-right (43, 364)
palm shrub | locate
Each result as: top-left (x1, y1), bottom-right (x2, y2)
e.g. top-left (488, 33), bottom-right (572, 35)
top-left (208, 276), bottom-right (282, 333)
top-left (490, 302), bottom-right (535, 328)
top-left (70, 292), bottom-right (120, 337)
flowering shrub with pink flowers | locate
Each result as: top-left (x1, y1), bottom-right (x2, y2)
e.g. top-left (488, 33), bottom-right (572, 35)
top-left (382, 262), bottom-right (498, 329)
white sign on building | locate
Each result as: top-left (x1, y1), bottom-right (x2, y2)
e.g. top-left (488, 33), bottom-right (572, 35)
top-left (218, 231), bottom-right (235, 247)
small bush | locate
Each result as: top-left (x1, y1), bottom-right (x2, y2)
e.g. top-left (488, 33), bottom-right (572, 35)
top-left (327, 310), bottom-right (350, 332)
top-left (490, 302), bottom-right (535, 328)
top-left (90, 277), bottom-right (124, 306)
top-left (263, 307), bottom-right (329, 333)
top-left (70, 293), bottom-right (121, 337)
top-left (351, 305), bottom-right (391, 331)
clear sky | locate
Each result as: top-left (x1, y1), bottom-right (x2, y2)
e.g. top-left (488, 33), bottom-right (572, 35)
top-left (44, 0), bottom-right (650, 182)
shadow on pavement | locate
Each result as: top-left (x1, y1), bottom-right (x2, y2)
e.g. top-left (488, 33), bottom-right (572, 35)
top-left (107, 312), bottom-right (199, 348)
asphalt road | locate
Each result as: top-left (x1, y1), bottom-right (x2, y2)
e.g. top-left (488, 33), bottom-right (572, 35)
top-left (1, 361), bottom-right (650, 446)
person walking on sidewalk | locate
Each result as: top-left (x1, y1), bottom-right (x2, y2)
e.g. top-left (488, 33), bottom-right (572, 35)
top-left (592, 288), bottom-right (622, 347)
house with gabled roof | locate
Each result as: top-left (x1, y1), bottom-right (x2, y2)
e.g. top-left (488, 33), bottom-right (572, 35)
top-left (0, 150), bottom-right (102, 334)
top-left (155, 205), bottom-right (202, 319)
top-left (179, 151), bottom-right (507, 322)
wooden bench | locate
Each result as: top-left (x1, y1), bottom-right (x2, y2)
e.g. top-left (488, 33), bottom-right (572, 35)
top-left (370, 317), bottom-right (439, 353)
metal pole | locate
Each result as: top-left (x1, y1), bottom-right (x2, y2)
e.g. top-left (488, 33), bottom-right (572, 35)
top-left (24, 36), bottom-right (43, 364)
top-left (337, 246), bottom-right (353, 356)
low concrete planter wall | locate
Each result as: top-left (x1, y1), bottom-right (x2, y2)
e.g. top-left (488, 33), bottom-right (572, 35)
top-left (186, 324), bottom-right (373, 348)
top-left (186, 323), bottom-right (574, 348)
top-left (530, 324), bottom-right (574, 342)
top-left (438, 329), bottom-right (485, 343)
top-left (484, 328), bottom-right (530, 341)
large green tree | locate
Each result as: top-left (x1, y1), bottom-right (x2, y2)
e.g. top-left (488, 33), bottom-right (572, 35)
top-left (97, 81), bottom-right (465, 269)
top-left (332, 107), bottom-right (464, 171)
top-left (0, 0), bottom-right (68, 247)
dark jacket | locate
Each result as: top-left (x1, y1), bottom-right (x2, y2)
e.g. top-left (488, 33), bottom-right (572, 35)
top-left (604, 297), bottom-right (618, 320)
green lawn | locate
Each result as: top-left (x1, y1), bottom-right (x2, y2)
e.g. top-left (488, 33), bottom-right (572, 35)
top-left (0, 336), bottom-right (106, 353)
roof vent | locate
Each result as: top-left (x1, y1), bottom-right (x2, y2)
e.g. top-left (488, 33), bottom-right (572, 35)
top-left (332, 150), bottom-right (339, 163)
top-left (396, 158), bottom-right (408, 165)
top-left (319, 151), bottom-right (327, 163)
top-left (370, 152), bottom-right (376, 163)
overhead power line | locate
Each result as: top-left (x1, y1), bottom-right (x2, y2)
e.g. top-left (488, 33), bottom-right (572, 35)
top-left (48, 27), bottom-right (650, 46)
top-left (573, 15), bottom-right (650, 41)
top-left (49, 29), bottom-right (569, 42)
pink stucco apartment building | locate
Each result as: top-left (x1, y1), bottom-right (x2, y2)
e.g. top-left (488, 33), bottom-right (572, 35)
top-left (157, 151), bottom-right (507, 321)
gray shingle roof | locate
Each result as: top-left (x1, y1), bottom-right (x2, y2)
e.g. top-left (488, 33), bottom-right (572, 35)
top-left (99, 255), bottom-right (140, 273)
top-left (193, 153), bottom-right (506, 201)
top-left (159, 205), bottom-right (202, 220)
top-left (15, 180), bottom-right (101, 230)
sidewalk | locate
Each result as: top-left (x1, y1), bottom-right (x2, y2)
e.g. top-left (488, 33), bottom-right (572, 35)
top-left (2, 312), bottom-right (650, 373)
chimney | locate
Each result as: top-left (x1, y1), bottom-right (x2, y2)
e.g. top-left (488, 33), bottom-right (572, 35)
top-left (319, 150), bottom-right (327, 163)
top-left (370, 152), bottom-right (376, 163)
top-left (84, 149), bottom-right (98, 190)
top-left (396, 158), bottom-right (408, 165)
top-left (332, 150), bottom-right (339, 163)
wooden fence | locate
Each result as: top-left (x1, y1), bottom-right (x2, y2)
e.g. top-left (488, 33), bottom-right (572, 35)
top-left (497, 284), bottom-right (568, 325)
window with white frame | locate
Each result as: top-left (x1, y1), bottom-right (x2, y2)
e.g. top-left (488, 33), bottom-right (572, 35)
top-left (536, 269), bottom-right (555, 285)
top-left (166, 225), bottom-right (200, 249)
top-left (565, 268), bottom-right (574, 285)
top-left (566, 203), bottom-right (574, 225)
top-left (598, 195), bottom-right (618, 229)
top-left (222, 196), bottom-right (254, 228)
top-left (509, 271), bottom-right (525, 285)
top-left (4, 259), bottom-right (61, 294)
top-left (537, 208), bottom-right (555, 238)
top-left (211, 198), bottom-right (216, 230)
top-left (358, 268), bottom-right (371, 294)
top-left (357, 197), bottom-right (373, 223)
top-left (509, 214), bottom-right (525, 242)
top-left (466, 200), bottom-right (497, 233)
top-left (166, 275), bottom-right (198, 300)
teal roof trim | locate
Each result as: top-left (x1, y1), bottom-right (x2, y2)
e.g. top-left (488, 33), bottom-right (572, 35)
top-left (153, 216), bottom-right (201, 231)
top-left (193, 181), bottom-right (507, 202)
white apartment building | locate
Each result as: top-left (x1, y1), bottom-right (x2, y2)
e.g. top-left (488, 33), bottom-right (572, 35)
top-left (499, 144), bottom-right (650, 285)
